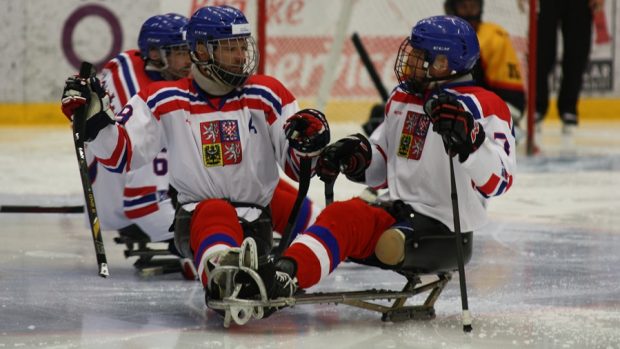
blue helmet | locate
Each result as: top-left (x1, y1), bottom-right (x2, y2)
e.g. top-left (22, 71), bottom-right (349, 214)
top-left (185, 6), bottom-right (258, 88)
top-left (410, 15), bottom-right (479, 73)
top-left (186, 6), bottom-right (251, 51)
top-left (138, 13), bottom-right (189, 59)
top-left (394, 15), bottom-right (480, 94)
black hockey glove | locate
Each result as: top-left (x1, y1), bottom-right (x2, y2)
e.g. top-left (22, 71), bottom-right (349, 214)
top-left (316, 133), bottom-right (372, 182)
top-left (61, 75), bottom-right (115, 141)
top-left (425, 93), bottom-right (485, 162)
top-left (284, 108), bottom-right (330, 157)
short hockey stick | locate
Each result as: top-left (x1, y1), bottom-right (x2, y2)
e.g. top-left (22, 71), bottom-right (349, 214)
top-left (448, 152), bottom-right (472, 332)
top-left (0, 205), bottom-right (84, 213)
top-left (272, 157), bottom-right (312, 256)
top-left (73, 61), bottom-right (109, 278)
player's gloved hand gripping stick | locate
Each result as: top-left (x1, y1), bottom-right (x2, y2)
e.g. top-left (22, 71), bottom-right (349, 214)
top-left (425, 93), bottom-right (473, 332)
top-left (274, 109), bottom-right (331, 256)
top-left (64, 62), bottom-right (110, 277)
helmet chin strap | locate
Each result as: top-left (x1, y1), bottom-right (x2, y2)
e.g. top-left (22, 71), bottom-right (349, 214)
top-left (191, 64), bottom-right (235, 96)
top-left (409, 71), bottom-right (473, 95)
top-left (427, 72), bottom-right (474, 90)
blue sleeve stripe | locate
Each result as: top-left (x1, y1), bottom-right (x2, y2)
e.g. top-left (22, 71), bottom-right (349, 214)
top-left (146, 89), bottom-right (199, 109)
top-left (244, 87), bottom-right (282, 115)
top-left (123, 193), bottom-right (157, 207)
top-left (306, 225), bottom-right (341, 272)
top-left (106, 149), bottom-right (127, 174)
top-left (460, 96), bottom-right (482, 120)
top-left (117, 54), bottom-right (137, 97)
top-left (495, 180), bottom-right (508, 196)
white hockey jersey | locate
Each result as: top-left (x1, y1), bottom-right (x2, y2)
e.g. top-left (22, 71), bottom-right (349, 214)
top-left (365, 81), bottom-right (516, 232)
top-left (88, 74), bottom-right (304, 222)
top-left (86, 49), bottom-right (174, 241)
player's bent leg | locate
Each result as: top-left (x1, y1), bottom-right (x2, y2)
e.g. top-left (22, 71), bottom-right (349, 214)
top-left (282, 198), bottom-right (395, 289)
top-left (188, 199), bottom-right (244, 290)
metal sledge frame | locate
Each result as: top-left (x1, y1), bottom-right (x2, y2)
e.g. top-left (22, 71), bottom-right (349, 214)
top-left (207, 268), bottom-right (453, 327)
top-left (114, 235), bottom-right (170, 259)
top-left (113, 235), bottom-right (186, 277)
top-left (294, 272), bottom-right (452, 322)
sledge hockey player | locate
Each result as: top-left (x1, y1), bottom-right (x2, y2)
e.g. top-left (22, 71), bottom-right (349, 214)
top-left (220, 15), bottom-right (516, 322)
top-left (63, 13), bottom-right (196, 278)
top-left (60, 5), bottom-right (328, 301)
top-left (363, 0), bottom-right (526, 145)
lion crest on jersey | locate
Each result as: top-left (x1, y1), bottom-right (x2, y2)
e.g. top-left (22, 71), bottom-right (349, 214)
top-left (397, 111), bottom-right (430, 160)
top-left (200, 120), bottom-right (242, 167)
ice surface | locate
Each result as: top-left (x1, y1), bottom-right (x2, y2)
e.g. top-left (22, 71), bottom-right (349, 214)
top-left (1, 122), bottom-right (619, 349)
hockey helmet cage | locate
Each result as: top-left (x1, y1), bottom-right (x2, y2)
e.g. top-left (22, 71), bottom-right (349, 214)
top-left (186, 6), bottom-right (258, 88)
top-left (394, 15), bottom-right (480, 94)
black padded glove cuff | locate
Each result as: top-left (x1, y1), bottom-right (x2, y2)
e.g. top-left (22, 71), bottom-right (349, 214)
top-left (85, 111), bottom-right (115, 141)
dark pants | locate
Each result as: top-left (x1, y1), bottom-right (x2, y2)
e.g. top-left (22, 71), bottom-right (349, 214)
top-left (536, 0), bottom-right (592, 124)
top-left (350, 204), bottom-right (473, 275)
